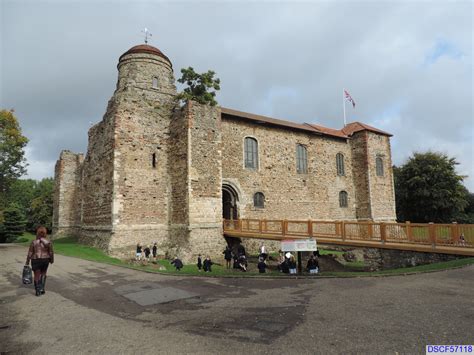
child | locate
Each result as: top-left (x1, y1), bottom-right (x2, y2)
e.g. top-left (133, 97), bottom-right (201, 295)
top-left (144, 245), bottom-right (151, 261)
top-left (203, 256), bottom-right (213, 272)
top-left (306, 255), bottom-right (319, 274)
top-left (197, 254), bottom-right (202, 271)
top-left (289, 254), bottom-right (297, 274)
top-left (171, 257), bottom-right (183, 271)
top-left (223, 247), bottom-right (232, 269)
top-left (136, 243), bottom-right (143, 260)
top-left (152, 242), bottom-right (158, 260)
top-left (238, 255), bottom-right (247, 272)
top-left (257, 257), bottom-right (267, 273)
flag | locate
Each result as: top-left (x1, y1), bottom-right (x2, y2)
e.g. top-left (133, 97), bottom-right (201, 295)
top-left (344, 89), bottom-right (356, 108)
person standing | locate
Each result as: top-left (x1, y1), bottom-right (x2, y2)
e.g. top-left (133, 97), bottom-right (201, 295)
top-left (223, 246), bottom-right (232, 269)
top-left (257, 257), bottom-right (267, 274)
top-left (144, 245), bottom-right (151, 262)
top-left (259, 244), bottom-right (268, 261)
top-left (203, 256), bottom-right (213, 272)
top-left (288, 254), bottom-right (297, 275)
top-left (136, 243), bottom-right (143, 261)
top-left (197, 254), bottom-right (203, 271)
top-left (152, 242), bottom-right (158, 260)
top-left (25, 226), bottom-right (54, 296)
top-left (306, 255), bottom-right (319, 274)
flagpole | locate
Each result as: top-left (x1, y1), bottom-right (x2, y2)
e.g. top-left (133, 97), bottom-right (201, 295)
top-left (343, 88), bottom-right (346, 127)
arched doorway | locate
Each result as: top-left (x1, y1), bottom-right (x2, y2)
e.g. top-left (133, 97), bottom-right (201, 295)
top-left (222, 184), bottom-right (239, 220)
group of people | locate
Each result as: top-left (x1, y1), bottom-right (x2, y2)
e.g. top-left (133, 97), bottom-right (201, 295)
top-left (278, 250), bottom-right (320, 275)
top-left (135, 242), bottom-right (158, 262)
top-left (223, 245), bottom-right (250, 272)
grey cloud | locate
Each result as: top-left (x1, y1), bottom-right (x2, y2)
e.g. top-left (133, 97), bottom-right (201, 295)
top-left (1, 0), bottom-right (472, 189)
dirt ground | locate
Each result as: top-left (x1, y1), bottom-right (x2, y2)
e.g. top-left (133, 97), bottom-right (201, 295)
top-left (1, 244), bottom-right (473, 354)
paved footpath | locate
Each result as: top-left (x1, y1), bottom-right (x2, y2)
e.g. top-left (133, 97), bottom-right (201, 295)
top-left (1, 244), bottom-right (473, 354)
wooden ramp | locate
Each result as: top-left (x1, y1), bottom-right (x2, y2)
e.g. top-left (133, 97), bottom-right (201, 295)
top-left (223, 219), bottom-right (474, 257)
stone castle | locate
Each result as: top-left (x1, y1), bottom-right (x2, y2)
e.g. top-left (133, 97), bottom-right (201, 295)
top-left (52, 43), bottom-right (396, 260)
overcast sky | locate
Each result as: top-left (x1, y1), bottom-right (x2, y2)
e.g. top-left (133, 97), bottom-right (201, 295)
top-left (1, 0), bottom-right (473, 190)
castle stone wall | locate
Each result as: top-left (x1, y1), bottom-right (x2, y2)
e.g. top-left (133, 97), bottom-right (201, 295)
top-left (221, 118), bottom-right (357, 221)
top-left (79, 113), bottom-right (115, 249)
top-left (366, 132), bottom-right (396, 221)
top-left (350, 131), bottom-right (372, 220)
top-left (52, 150), bottom-right (83, 237)
top-left (167, 103), bottom-right (227, 262)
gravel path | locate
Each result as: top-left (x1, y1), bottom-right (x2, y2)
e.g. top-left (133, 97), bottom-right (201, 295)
top-left (1, 244), bottom-right (472, 354)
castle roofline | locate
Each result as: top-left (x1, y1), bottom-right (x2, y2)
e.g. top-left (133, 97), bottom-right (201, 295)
top-left (342, 122), bottom-right (392, 137)
top-left (221, 107), bottom-right (392, 139)
top-left (119, 44), bottom-right (172, 66)
top-left (221, 107), bottom-right (322, 136)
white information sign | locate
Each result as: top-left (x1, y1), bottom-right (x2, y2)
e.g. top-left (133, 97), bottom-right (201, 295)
top-left (281, 239), bottom-right (317, 252)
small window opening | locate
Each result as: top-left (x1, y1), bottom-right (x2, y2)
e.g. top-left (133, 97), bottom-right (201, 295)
top-left (376, 156), bottom-right (384, 176)
top-left (339, 191), bottom-right (348, 208)
top-left (152, 153), bottom-right (156, 168)
top-left (254, 192), bottom-right (265, 208)
top-left (152, 77), bottom-right (159, 89)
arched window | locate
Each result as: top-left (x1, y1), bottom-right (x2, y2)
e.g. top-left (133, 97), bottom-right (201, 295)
top-left (376, 156), bottom-right (384, 176)
top-left (244, 137), bottom-right (258, 170)
top-left (296, 144), bottom-right (308, 173)
top-left (339, 191), bottom-right (348, 208)
top-left (254, 192), bottom-right (265, 208)
top-left (336, 153), bottom-right (345, 176)
top-left (152, 77), bottom-right (159, 89)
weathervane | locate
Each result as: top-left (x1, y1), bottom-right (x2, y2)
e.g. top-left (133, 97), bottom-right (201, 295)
top-left (142, 28), bottom-right (152, 44)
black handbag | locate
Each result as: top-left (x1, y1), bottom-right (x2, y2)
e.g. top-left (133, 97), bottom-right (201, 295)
top-left (22, 265), bottom-right (32, 284)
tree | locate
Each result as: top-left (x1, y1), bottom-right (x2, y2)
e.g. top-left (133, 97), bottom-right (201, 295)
top-left (5, 179), bottom-right (36, 213)
top-left (1, 203), bottom-right (26, 243)
top-left (29, 178), bottom-right (54, 231)
top-left (176, 67), bottom-right (221, 106)
top-left (0, 109), bottom-right (28, 207)
top-left (394, 151), bottom-right (469, 223)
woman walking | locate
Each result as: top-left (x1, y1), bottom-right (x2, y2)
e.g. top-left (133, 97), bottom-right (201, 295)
top-left (25, 226), bottom-right (54, 296)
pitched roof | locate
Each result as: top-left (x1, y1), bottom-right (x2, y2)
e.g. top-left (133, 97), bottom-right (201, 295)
top-left (221, 107), bottom-right (392, 139)
top-left (342, 122), bottom-right (392, 137)
top-left (221, 107), bottom-right (321, 135)
top-left (304, 123), bottom-right (348, 139)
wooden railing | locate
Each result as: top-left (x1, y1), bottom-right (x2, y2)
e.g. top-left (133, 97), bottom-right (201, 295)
top-left (223, 219), bottom-right (474, 256)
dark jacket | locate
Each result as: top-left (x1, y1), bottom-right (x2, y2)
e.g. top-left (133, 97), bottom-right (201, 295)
top-left (257, 261), bottom-right (267, 273)
top-left (307, 258), bottom-right (319, 271)
top-left (281, 260), bottom-right (290, 274)
top-left (203, 259), bottom-right (213, 272)
top-left (171, 258), bottom-right (183, 270)
top-left (197, 256), bottom-right (202, 269)
top-left (223, 248), bottom-right (232, 260)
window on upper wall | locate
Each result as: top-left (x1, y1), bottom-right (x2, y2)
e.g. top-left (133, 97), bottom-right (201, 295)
top-left (376, 156), bottom-right (384, 176)
top-left (152, 77), bottom-right (159, 89)
top-left (152, 153), bottom-right (157, 168)
top-left (254, 192), bottom-right (265, 208)
top-left (336, 153), bottom-right (345, 176)
top-left (296, 144), bottom-right (308, 173)
top-left (339, 191), bottom-right (348, 208)
top-left (244, 137), bottom-right (258, 170)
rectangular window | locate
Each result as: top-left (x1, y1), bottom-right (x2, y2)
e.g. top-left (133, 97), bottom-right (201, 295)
top-left (296, 144), bottom-right (308, 173)
top-left (244, 137), bottom-right (258, 169)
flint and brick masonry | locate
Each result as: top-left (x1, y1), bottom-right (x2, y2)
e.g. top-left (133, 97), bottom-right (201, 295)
top-left (53, 44), bottom-right (396, 261)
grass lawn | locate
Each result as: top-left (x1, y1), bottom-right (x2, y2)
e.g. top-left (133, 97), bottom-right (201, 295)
top-left (13, 234), bottom-right (474, 278)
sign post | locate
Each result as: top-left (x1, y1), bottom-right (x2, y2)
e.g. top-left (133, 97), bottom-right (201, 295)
top-left (281, 238), bottom-right (317, 275)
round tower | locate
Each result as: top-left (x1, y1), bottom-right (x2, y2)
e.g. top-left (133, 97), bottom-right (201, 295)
top-left (116, 44), bottom-right (176, 98)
